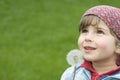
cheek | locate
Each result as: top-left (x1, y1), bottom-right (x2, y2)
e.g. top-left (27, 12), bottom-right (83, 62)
top-left (97, 40), bottom-right (106, 48)
top-left (77, 36), bottom-right (84, 49)
top-left (97, 39), bottom-right (116, 53)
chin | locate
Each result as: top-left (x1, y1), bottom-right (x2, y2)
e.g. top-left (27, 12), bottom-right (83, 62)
top-left (84, 56), bottom-right (95, 61)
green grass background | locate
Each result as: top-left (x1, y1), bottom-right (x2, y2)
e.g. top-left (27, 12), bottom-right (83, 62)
top-left (0, 0), bottom-right (120, 80)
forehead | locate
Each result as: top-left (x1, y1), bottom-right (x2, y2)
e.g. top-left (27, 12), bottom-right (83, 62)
top-left (79, 15), bottom-right (108, 31)
top-left (98, 20), bottom-right (109, 30)
top-left (83, 21), bottom-right (110, 33)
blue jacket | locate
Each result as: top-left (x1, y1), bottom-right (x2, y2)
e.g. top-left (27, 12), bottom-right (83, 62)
top-left (61, 66), bottom-right (120, 80)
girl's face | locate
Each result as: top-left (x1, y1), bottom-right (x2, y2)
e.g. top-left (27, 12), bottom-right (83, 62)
top-left (78, 20), bottom-right (117, 62)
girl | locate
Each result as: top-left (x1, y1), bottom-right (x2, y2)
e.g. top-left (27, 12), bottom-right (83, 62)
top-left (61, 5), bottom-right (120, 80)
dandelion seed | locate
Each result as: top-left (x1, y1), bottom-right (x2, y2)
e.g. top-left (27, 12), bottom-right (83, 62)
top-left (66, 49), bottom-right (83, 66)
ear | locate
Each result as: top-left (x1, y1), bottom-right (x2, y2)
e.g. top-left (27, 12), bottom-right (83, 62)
top-left (115, 45), bottom-right (120, 54)
top-left (115, 49), bottom-right (120, 54)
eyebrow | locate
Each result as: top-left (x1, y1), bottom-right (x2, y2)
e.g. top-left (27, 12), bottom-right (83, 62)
top-left (97, 27), bottom-right (109, 32)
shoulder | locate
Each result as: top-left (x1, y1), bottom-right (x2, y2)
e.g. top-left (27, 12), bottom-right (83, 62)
top-left (60, 66), bottom-right (75, 80)
top-left (110, 68), bottom-right (120, 78)
top-left (101, 71), bottom-right (120, 80)
top-left (111, 71), bottom-right (120, 78)
top-left (60, 65), bottom-right (90, 80)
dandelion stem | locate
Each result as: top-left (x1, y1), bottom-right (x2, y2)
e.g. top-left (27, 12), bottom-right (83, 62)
top-left (73, 65), bottom-right (76, 80)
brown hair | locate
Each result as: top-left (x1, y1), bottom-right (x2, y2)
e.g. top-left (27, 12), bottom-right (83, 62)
top-left (79, 15), bottom-right (118, 40)
top-left (79, 15), bottom-right (101, 32)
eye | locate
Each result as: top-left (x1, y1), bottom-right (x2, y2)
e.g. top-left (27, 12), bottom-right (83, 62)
top-left (97, 30), bottom-right (104, 34)
top-left (81, 29), bottom-right (88, 33)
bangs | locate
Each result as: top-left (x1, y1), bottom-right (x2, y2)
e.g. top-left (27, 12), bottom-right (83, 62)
top-left (79, 15), bottom-right (101, 32)
top-left (78, 14), bottom-right (120, 43)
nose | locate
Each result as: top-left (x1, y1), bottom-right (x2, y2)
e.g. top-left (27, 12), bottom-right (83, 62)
top-left (85, 33), bottom-right (93, 42)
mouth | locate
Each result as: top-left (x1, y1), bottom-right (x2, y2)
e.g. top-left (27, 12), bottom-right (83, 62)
top-left (83, 46), bottom-right (96, 53)
top-left (84, 46), bottom-right (96, 50)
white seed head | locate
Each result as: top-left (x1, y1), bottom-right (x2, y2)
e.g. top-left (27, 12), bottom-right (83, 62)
top-left (66, 49), bottom-right (83, 66)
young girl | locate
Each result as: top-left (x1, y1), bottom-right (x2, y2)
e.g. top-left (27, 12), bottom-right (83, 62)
top-left (61, 5), bottom-right (120, 80)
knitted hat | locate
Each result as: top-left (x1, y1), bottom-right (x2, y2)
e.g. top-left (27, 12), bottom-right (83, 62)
top-left (83, 5), bottom-right (120, 39)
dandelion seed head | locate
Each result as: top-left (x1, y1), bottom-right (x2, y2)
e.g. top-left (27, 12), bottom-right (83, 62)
top-left (66, 49), bottom-right (83, 66)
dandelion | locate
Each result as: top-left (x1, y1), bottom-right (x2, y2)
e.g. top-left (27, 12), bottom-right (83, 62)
top-left (66, 49), bottom-right (83, 80)
top-left (66, 49), bottom-right (83, 66)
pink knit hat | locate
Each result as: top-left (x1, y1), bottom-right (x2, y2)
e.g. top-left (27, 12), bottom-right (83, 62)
top-left (83, 5), bottom-right (120, 39)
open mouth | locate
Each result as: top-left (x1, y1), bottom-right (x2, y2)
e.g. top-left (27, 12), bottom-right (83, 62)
top-left (84, 46), bottom-right (96, 50)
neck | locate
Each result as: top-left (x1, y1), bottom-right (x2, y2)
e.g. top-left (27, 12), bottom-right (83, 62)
top-left (92, 60), bottom-right (118, 74)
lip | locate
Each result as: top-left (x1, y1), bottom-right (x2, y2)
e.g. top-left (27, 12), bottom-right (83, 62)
top-left (83, 46), bottom-right (96, 53)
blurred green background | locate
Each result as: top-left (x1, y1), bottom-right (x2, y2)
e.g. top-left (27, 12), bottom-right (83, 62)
top-left (0, 0), bottom-right (120, 80)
